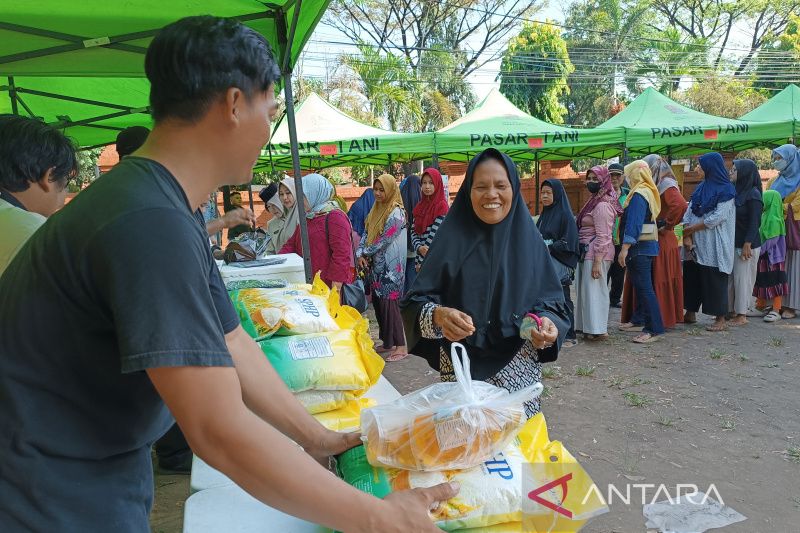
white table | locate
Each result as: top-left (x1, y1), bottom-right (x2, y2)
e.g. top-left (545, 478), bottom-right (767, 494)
top-left (218, 253), bottom-right (306, 286)
top-left (183, 375), bottom-right (401, 533)
top-left (188, 375), bottom-right (401, 494)
top-left (183, 484), bottom-right (329, 533)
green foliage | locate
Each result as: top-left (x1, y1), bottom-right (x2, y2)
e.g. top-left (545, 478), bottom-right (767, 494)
top-left (499, 22), bottom-right (574, 124)
top-left (678, 76), bottom-right (767, 118)
top-left (70, 148), bottom-right (103, 191)
top-left (628, 28), bottom-right (709, 95)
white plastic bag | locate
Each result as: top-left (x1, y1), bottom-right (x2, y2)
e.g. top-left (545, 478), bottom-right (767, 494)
top-left (361, 343), bottom-right (543, 471)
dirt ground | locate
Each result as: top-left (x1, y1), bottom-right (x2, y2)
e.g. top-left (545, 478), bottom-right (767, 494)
top-left (151, 306), bottom-right (799, 532)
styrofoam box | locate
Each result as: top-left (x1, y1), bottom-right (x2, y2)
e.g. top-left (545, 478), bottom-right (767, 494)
top-left (218, 253), bottom-right (306, 285)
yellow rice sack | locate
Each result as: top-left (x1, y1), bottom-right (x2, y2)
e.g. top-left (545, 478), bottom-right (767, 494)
top-left (338, 414), bottom-right (608, 532)
top-left (259, 310), bottom-right (384, 394)
top-left (231, 274), bottom-right (349, 340)
top-left (313, 398), bottom-right (376, 432)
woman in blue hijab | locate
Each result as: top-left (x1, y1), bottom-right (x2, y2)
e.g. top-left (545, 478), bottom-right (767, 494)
top-left (767, 143), bottom-right (800, 318)
top-left (682, 152), bottom-right (737, 331)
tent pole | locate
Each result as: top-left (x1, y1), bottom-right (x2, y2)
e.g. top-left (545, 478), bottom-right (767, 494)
top-left (8, 76), bottom-right (18, 115)
top-left (278, 6), bottom-right (312, 283)
top-left (534, 152), bottom-right (540, 215)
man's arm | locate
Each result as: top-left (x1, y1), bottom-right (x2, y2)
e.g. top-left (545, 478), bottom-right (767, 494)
top-left (147, 348), bottom-right (457, 532)
top-left (206, 208), bottom-right (256, 237)
top-left (224, 326), bottom-right (356, 459)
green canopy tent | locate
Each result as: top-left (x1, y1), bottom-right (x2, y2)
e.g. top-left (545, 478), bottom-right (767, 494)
top-left (0, 0), bottom-right (332, 281)
top-left (740, 84), bottom-right (800, 139)
top-left (434, 89), bottom-right (625, 162)
top-left (260, 92), bottom-right (435, 170)
top-left (597, 87), bottom-right (794, 159)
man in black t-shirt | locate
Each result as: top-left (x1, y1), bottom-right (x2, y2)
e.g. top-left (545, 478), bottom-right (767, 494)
top-left (0, 16), bottom-right (455, 533)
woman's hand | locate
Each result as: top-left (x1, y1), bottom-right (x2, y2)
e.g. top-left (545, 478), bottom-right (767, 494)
top-left (617, 244), bottom-right (630, 268)
top-left (358, 257), bottom-right (369, 270)
top-left (418, 245), bottom-right (429, 257)
top-left (528, 317), bottom-right (558, 350)
top-left (433, 307), bottom-right (475, 342)
top-left (592, 259), bottom-right (602, 279)
top-left (742, 242), bottom-right (753, 260)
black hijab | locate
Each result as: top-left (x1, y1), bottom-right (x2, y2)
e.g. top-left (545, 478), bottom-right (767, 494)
top-left (536, 179), bottom-right (579, 269)
top-left (733, 159), bottom-right (763, 207)
top-left (401, 149), bottom-right (567, 379)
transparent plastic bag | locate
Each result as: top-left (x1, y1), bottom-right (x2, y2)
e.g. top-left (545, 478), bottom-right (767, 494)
top-left (361, 343), bottom-right (543, 471)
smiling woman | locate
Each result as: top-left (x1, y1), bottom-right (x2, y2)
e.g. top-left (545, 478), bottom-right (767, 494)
top-left (402, 148), bottom-right (570, 418)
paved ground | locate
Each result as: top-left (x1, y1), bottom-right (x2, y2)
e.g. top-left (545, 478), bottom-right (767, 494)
top-left (151, 305), bottom-right (800, 532)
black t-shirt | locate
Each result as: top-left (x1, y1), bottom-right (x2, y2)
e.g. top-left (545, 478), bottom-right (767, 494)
top-left (0, 157), bottom-right (239, 532)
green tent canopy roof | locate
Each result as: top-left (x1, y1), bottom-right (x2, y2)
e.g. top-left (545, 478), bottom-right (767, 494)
top-left (434, 89), bottom-right (624, 162)
top-left (0, 1), bottom-right (330, 148)
top-left (0, 0), bottom-right (328, 77)
top-left (597, 87), bottom-right (793, 157)
top-left (740, 84), bottom-right (800, 136)
top-left (259, 93), bottom-right (435, 170)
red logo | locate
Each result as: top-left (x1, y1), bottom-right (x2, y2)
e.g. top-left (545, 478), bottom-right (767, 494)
top-left (527, 473), bottom-right (574, 518)
top-left (703, 130), bottom-right (719, 140)
top-left (319, 144), bottom-right (338, 156)
top-left (528, 137), bottom-right (544, 148)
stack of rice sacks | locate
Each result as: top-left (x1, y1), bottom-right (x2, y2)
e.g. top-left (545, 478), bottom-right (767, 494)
top-left (229, 274), bottom-right (384, 432)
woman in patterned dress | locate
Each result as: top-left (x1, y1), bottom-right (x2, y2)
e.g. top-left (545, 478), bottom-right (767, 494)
top-left (401, 148), bottom-right (569, 418)
top-left (358, 174), bottom-right (408, 361)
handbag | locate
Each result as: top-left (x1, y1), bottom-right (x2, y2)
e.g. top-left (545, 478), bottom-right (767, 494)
top-left (223, 228), bottom-right (270, 263)
top-left (325, 213), bottom-right (368, 313)
top-left (638, 223), bottom-right (658, 242)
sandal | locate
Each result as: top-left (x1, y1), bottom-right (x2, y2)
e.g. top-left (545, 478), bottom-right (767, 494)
top-left (764, 311), bottom-right (782, 323)
top-left (386, 351), bottom-right (409, 362)
top-left (562, 339), bottom-right (578, 348)
top-left (781, 310), bottom-right (796, 319)
top-left (683, 314), bottom-right (697, 324)
top-left (618, 323), bottom-right (644, 332)
top-left (728, 317), bottom-right (748, 327)
top-left (632, 333), bottom-right (660, 344)
top-left (586, 333), bottom-right (609, 341)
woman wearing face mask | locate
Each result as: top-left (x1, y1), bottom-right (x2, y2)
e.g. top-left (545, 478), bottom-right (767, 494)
top-left (682, 152), bottom-right (737, 332)
top-left (358, 175), bottom-right (408, 361)
top-left (617, 161), bottom-right (664, 343)
top-left (726, 159), bottom-right (763, 326)
top-left (401, 148), bottom-right (568, 418)
top-left (574, 166), bottom-right (622, 341)
top-left (766, 144), bottom-right (800, 319)
top-left (411, 168), bottom-right (449, 273)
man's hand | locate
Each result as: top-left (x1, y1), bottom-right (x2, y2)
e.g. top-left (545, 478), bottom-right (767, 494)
top-left (433, 307), bottom-right (475, 341)
top-left (305, 430), bottom-right (361, 468)
top-left (370, 482), bottom-right (460, 533)
top-left (223, 207), bottom-right (256, 229)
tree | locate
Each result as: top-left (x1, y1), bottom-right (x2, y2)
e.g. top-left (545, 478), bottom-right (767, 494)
top-left (752, 13), bottom-right (800, 91)
top-left (499, 22), bottom-right (574, 124)
top-left (561, 0), bottom-right (652, 126)
top-left (327, 0), bottom-right (542, 78)
top-left (628, 28), bottom-right (709, 95)
top-left (340, 44), bottom-right (422, 131)
top-left (678, 76), bottom-right (767, 118)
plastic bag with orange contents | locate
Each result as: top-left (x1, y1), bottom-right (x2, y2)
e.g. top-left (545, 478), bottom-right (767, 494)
top-left (360, 343), bottom-right (542, 472)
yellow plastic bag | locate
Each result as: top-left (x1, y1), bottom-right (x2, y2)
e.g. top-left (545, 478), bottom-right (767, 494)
top-left (338, 414), bottom-right (608, 532)
top-left (232, 274), bottom-right (348, 340)
top-left (361, 343), bottom-right (542, 471)
top-left (313, 398), bottom-right (376, 432)
top-left (259, 310), bottom-right (384, 394)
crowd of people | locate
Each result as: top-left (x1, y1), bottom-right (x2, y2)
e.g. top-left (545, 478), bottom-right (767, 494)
top-left (533, 146), bottom-right (800, 345)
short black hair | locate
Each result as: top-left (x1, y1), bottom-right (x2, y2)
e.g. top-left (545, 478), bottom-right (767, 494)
top-left (145, 16), bottom-right (281, 123)
top-left (0, 115), bottom-right (78, 193)
top-left (230, 191), bottom-right (242, 197)
top-left (116, 126), bottom-right (150, 158)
